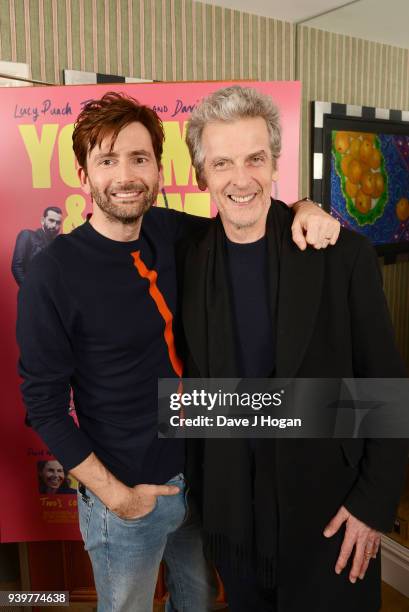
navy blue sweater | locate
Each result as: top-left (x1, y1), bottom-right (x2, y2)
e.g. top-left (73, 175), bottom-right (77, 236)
top-left (17, 207), bottom-right (201, 486)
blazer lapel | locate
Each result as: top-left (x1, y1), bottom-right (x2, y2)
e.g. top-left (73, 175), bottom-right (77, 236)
top-left (182, 235), bottom-right (211, 377)
top-left (182, 218), bottom-right (238, 378)
top-left (275, 226), bottom-right (325, 377)
top-left (206, 233), bottom-right (239, 378)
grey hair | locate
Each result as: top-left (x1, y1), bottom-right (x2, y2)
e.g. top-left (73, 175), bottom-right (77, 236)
top-left (186, 85), bottom-right (281, 182)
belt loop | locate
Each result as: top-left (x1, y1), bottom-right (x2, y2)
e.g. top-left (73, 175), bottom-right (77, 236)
top-left (78, 482), bottom-right (88, 499)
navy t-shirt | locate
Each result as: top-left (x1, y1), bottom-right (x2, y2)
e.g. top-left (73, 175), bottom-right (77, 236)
top-left (225, 236), bottom-right (275, 378)
top-left (17, 207), bottom-right (203, 486)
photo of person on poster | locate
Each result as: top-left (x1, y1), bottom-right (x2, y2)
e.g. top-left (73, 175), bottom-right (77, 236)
top-left (37, 459), bottom-right (76, 495)
top-left (11, 206), bottom-right (63, 286)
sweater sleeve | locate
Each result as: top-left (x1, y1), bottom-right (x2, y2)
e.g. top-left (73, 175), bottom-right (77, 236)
top-left (343, 237), bottom-right (409, 531)
top-left (162, 208), bottom-right (210, 242)
top-left (11, 230), bottom-right (31, 286)
top-left (16, 251), bottom-right (94, 470)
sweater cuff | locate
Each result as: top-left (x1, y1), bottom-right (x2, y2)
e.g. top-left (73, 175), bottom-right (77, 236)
top-left (36, 424), bottom-right (94, 472)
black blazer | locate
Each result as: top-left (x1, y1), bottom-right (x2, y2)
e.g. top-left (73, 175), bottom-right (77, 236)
top-left (178, 201), bottom-right (408, 611)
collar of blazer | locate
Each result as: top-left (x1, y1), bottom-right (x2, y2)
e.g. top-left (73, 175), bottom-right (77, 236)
top-left (275, 221), bottom-right (325, 377)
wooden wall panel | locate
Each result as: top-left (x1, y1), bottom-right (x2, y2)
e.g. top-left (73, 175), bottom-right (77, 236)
top-left (0, 0), bottom-right (294, 83)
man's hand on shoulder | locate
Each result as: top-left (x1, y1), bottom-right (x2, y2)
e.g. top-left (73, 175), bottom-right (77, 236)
top-left (290, 199), bottom-right (340, 251)
top-left (323, 505), bottom-right (380, 583)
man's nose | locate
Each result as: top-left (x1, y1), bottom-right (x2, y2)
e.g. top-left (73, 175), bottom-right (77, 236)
top-left (230, 164), bottom-right (251, 189)
top-left (116, 160), bottom-right (138, 184)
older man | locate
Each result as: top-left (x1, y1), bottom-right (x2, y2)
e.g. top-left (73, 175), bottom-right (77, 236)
top-left (181, 85), bottom-right (408, 611)
top-left (17, 91), bottom-right (339, 612)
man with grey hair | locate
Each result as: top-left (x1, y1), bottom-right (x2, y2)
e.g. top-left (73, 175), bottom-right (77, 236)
top-left (180, 85), bottom-right (408, 611)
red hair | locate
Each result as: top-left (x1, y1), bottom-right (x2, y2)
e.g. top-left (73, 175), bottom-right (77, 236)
top-left (72, 91), bottom-right (164, 170)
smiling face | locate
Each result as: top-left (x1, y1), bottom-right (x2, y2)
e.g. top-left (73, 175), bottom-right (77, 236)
top-left (41, 460), bottom-right (64, 492)
top-left (199, 117), bottom-right (278, 242)
top-left (79, 121), bottom-right (163, 226)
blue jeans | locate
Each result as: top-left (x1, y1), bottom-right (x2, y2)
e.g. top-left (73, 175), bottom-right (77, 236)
top-left (77, 474), bottom-right (216, 611)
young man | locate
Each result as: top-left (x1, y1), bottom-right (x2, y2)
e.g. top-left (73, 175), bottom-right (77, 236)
top-left (11, 206), bottom-right (63, 286)
top-left (16, 91), bottom-right (339, 612)
top-left (182, 85), bottom-right (408, 611)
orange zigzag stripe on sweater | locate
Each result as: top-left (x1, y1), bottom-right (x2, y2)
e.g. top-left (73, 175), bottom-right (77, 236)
top-left (131, 251), bottom-right (183, 378)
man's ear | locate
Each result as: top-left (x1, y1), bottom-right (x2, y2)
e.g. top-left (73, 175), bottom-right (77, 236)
top-left (197, 175), bottom-right (208, 191)
top-left (78, 166), bottom-right (91, 195)
top-left (272, 162), bottom-right (279, 183)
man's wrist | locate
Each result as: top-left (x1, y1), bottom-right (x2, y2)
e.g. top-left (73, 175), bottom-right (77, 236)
top-left (100, 480), bottom-right (131, 512)
top-left (292, 197), bottom-right (315, 212)
top-left (69, 452), bottom-right (131, 512)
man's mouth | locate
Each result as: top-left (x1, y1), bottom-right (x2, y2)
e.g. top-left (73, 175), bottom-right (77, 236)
top-left (227, 193), bottom-right (257, 204)
top-left (110, 190), bottom-right (145, 200)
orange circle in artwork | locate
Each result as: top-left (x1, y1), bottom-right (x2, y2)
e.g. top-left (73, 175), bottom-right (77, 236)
top-left (347, 159), bottom-right (363, 184)
top-left (341, 154), bottom-right (353, 175)
top-left (345, 179), bottom-right (359, 198)
top-left (372, 173), bottom-right (385, 199)
top-left (396, 198), bottom-right (409, 222)
top-left (369, 148), bottom-right (381, 170)
top-left (349, 138), bottom-right (361, 159)
top-left (355, 190), bottom-right (372, 214)
top-left (361, 171), bottom-right (375, 196)
top-left (359, 139), bottom-right (373, 162)
top-left (335, 132), bottom-right (351, 154)
top-left (359, 161), bottom-right (370, 175)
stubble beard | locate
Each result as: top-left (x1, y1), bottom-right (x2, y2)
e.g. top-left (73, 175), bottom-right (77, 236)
top-left (43, 227), bottom-right (59, 239)
top-left (91, 180), bottom-right (159, 226)
top-left (224, 190), bottom-right (269, 232)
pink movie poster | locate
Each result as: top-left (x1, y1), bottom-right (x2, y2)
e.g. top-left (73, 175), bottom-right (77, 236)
top-left (0, 80), bottom-right (301, 542)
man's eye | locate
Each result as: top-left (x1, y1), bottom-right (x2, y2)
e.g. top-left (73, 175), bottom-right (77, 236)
top-left (100, 159), bottom-right (113, 166)
top-left (135, 157), bottom-right (148, 164)
top-left (214, 160), bottom-right (226, 169)
top-left (251, 156), bottom-right (264, 164)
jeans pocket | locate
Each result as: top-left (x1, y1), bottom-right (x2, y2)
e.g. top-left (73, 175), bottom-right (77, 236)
top-left (180, 485), bottom-right (191, 526)
top-left (107, 497), bottom-right (159, 526)
top-left (77, 491), bottom-right (94, 545)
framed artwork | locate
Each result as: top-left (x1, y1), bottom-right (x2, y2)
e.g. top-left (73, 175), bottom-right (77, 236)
top-left (312, 101), bottom-right (409, 260)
